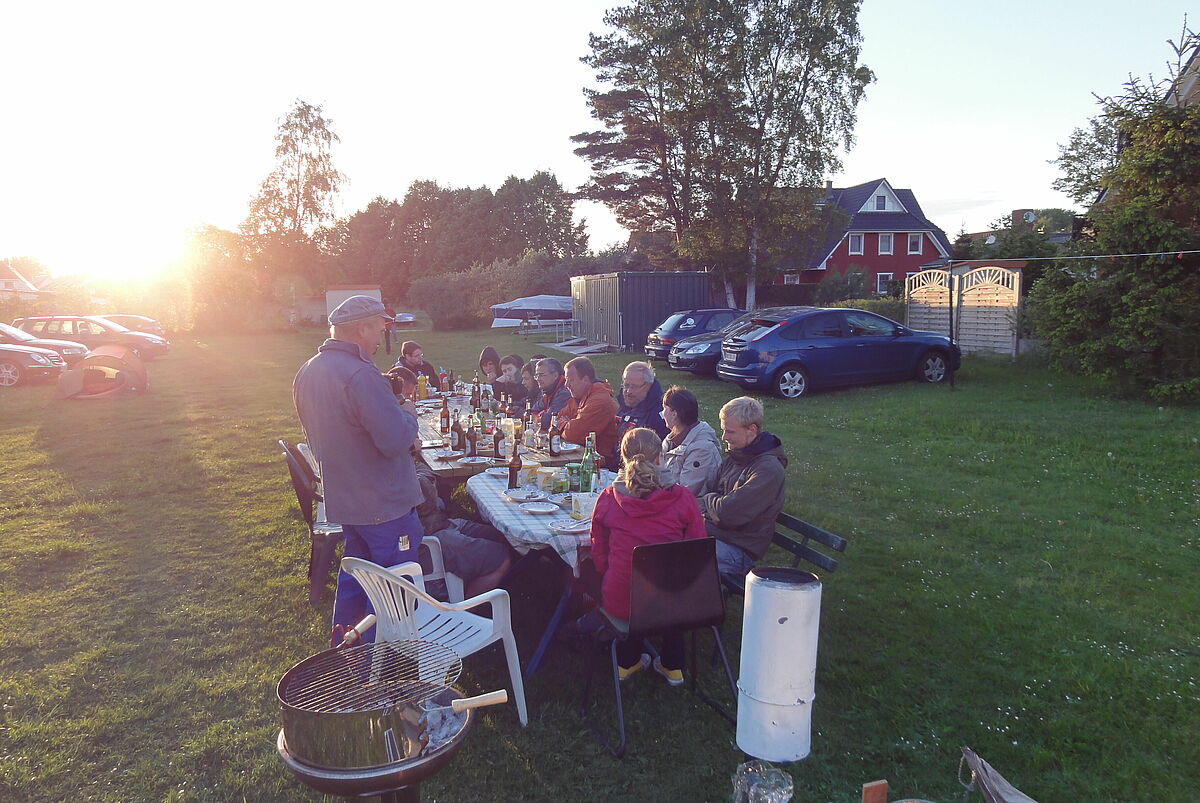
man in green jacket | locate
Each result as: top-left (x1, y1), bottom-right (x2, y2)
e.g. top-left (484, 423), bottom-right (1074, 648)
top-left (699, 396), bottom-right (788, 579)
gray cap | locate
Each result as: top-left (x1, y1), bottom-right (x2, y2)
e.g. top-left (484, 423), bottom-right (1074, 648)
top-left (328, 295), bottom-right (393, 325)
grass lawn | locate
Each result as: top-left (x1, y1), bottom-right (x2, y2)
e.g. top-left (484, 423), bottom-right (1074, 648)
top-left (1, 325), bottom-right (1197, 802)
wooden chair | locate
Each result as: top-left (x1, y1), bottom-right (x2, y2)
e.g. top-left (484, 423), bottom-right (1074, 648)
top-left (580, 538), bottom-right (737, 757)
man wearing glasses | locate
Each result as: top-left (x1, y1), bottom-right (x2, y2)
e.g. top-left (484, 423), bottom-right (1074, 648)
top-left (615, 361), bottom-right (668, 439)
top-left (529, 357), bottom-right (571, 430)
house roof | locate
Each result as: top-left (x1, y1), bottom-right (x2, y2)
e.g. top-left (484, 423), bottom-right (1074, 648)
top-left (0, 261), bottom-right (40, 292)
top-left (816, 178), bottom-right (953, 265)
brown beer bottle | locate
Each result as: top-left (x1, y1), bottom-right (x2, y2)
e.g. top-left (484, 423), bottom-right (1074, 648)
top-left (507, 433), bottom-right (522, 488)
top-left (450, 410), bottom-right (464, 451)
top-left (548, 419), bottom-right (561, 457)
top-left (439, 396), bottom-right (450, 433)
top-left (493, 420), bottom-right (506, 460)
top-left (470, 380), bottom-right (480, 412)
top-left (466, 422), bottom-right (479, 457)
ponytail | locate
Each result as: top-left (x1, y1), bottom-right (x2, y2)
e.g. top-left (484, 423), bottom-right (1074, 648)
top-left (617, 427), bottom-right (668, 498)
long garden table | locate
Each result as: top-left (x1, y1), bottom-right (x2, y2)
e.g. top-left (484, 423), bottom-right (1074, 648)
top-left (467, 469), bottom-right (615, 675)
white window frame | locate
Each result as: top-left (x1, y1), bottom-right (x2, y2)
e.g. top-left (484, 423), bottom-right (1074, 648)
top-left (908, 233), bottom-right (923, 254)
top-left (875, 195), bottom-right (887, 210)
top-left (783, 273), bottom-right (800, 285)
top-left (878, 233), bottom-right (893, 255)
top-left (848, 233), bottom-right (863, 255)
top-left (876, 272), bottom-right (893, 294)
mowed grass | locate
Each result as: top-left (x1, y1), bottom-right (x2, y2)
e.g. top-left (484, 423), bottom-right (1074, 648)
top-left (1, 325), bottom-right (1197, 802)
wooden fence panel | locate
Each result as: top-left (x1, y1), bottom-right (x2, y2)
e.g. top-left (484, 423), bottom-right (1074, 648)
top-left (956, 267), bottom-right (1021, 356)
top-left (905, 270), bottom-right (951, 333)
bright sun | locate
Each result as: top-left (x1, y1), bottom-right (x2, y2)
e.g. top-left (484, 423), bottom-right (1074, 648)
top-left (42, 225), bottom-right (188, 284)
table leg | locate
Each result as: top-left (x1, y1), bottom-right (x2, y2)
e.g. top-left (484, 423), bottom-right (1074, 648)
top-left (524, 562), bottom-right (575, 678)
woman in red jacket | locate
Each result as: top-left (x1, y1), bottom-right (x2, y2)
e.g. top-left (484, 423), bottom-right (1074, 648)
top-left (586, 427), bottom-right (707, 684)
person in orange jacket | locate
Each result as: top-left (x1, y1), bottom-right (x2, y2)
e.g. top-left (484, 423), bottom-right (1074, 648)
top-left (558, 356), bottom-right (620, 465)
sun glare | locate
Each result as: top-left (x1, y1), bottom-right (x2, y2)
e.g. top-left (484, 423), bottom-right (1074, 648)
top-left (43, 226), bottom-right (187, 285)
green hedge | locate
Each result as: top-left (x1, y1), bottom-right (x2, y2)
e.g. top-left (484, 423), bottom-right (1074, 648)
top-left (825, 297), bottom-right (906, 323)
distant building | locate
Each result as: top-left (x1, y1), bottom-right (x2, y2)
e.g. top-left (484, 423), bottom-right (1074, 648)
top-left (0, 261), bottom-right (45, 302)
top-left (776, 178), bottom-right (952, 295)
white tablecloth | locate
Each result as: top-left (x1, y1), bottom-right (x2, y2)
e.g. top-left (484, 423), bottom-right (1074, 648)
top-left (466, 471), bottom-right (613, 575)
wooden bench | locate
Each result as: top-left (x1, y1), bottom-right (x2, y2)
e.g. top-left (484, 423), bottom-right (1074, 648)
top-left (721, 511), bottom-right (847, 594)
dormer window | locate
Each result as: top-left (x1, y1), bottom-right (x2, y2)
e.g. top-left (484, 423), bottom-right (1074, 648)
top-left (875, 195), bottom-right (886, 210)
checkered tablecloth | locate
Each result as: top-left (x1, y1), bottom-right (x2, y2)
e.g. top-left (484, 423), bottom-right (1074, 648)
top-left (467, 470), bottom-right (614, 575)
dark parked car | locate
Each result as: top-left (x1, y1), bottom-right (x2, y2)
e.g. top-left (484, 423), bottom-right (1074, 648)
top-left (0, 343), bottom-right (66, 387)
top-left (645, 308), bottom-right (743, 361)
top-left (716, 306), bottom-right (961, 398)
top-left (667, 311), bottom-right (757, 373)
top-left (0, 321), bottom-right (89, 365)
top-left (94, 313), bottom-right (167, 338)
top-left (12, 315), bottom-right (170, 360)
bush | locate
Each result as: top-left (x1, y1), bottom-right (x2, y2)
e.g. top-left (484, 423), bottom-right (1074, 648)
top-left (826, 297), bottom-right (906, 323)
top-left (813, 269), bottom-right (867, 304)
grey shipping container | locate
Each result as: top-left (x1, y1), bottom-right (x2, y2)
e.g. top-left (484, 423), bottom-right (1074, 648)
top-left (570, 272), bottom-right (712, 350)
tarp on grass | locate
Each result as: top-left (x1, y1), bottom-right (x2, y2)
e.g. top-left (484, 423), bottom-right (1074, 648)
top-left (58, 344), bottom-right (149, 399)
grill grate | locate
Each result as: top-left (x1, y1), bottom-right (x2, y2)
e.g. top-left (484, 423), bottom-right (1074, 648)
top-left (280, 640), bottom-right (462, 714)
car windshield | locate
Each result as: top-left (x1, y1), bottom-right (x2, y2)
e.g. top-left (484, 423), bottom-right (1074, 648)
top-left (88, 317), bottom-right (130, 332)
top-left (656, 313), bottom-right (686, 332)
top-left (718, 312), bottom-right (757, 336)
top-left (732, 318), bottom-right (782, 341)
top-left (0, 322), bottom-right (35, 341)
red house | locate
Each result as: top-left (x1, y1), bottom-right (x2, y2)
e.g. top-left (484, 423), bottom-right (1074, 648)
top-left (779, 178), bottom-right (952, 294)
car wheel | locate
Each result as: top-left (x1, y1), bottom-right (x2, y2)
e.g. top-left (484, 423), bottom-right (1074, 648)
top-left (917, 350), bottom-right (948, 383)
top-left (0, 360), bottom-right (21, 387)
top-left (773, 366), bottom-right (809, 399)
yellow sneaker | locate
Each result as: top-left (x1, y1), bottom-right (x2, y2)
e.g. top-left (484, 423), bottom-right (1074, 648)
top-left (618, 653), bottom-right (650, 682)
top-left (653, 656), bottom-right (684, 686)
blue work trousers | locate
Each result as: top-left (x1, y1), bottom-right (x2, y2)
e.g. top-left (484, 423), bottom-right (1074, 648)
top-left (332, 509), bottom-right (422, 645)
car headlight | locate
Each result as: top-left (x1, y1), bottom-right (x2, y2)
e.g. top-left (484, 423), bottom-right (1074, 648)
top-left (683, 344), bottom-right (711, 355)
top-left (30, 353), bottom-right (51, 365)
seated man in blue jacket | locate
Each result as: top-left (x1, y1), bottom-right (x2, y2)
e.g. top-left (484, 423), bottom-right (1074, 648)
top-left (615, 361), bottom-right (668, 439)
top-left (529, 357), bottom-right (571, 430)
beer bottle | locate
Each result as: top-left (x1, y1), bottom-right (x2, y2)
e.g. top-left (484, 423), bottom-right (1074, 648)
top-left (439, 396), bottom-right (450, 433)
top-left (549, 419), bottom-right (561, 457)
top-left (416, 373), bottom-right (428, 400)
top-left (580, 432), bottom-right (596, 492)
top-left (450, 410), bottom-right (464, 451)
top-left (494, 421), bottom-right (506, 461)
top-left (465, 421), bottom-right (478, 457)
top-left (507, 434), bottom-right (522, 488)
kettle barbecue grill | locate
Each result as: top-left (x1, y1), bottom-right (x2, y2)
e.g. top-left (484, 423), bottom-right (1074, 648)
top-left (276, 637), bottom-right (506, 802)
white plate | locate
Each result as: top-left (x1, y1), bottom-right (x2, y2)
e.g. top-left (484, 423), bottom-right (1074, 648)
top-left (519, 502), bottom-right (559, 514)
top-left (558, 443), bottom-right (581, 452)
top-left (485, 467), bottom-right (509, 478)
top-left (432, 450), bottom-right (463, 459)
top-left (547, 492), bottom-right (572, 506)
top-left (457, 456), bottom-right (491, 465)
top-left (505, 488), bottom-right (547, 502)
top-left (550, 519), bottom-right (592, 534)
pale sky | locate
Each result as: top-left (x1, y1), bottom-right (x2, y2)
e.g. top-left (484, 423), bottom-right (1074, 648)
top-left (0, 1), bottom-right (1193, 279)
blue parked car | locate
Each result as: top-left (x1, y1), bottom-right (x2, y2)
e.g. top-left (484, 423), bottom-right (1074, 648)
top-left (716, 306), bottom-right (960, 399)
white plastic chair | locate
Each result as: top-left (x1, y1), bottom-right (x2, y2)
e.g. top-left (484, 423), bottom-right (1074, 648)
top-left (341, 557), bottom-right (528, 726)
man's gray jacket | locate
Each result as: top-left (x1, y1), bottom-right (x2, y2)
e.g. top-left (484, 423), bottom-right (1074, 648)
top-left (293, 338), bottom-right (420, 526)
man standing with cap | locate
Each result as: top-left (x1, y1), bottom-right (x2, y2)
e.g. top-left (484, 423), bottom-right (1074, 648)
top-left (294, 295), bottom-right (423, 644)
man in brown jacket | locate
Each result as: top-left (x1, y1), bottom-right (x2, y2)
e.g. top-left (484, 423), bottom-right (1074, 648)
top-left (558, 356), bottom-right (619, 464)
top-left (699, 396), bottom-right (788, 579)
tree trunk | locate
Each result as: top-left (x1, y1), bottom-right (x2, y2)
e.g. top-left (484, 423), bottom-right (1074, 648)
top-left (745, 224), bottom-right (759, 310)
top-left (724, 277), bottom-right (737, 307)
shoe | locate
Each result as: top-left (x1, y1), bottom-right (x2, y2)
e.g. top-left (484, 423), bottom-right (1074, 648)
top-left (618, 653), bottom-right (650, 682)
top-left (653, 656), bottom-right (684, 686)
